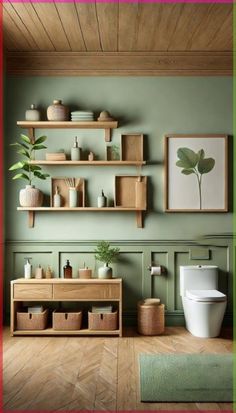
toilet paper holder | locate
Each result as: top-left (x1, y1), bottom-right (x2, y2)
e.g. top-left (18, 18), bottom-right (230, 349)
top-left (148, 265), bottom-right (166, 276)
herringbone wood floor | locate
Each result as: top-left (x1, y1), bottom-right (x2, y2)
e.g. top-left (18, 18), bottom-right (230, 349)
top-left (3, 326), bottom-right (233, 411)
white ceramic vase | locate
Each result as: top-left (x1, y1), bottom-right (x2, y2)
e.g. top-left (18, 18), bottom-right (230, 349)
top-left (19, 185), bottom-right (43, 207)
top-left (98, 264), bottom-right (112, 279)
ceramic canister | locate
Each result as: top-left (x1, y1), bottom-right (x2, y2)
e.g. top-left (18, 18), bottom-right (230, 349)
top-left (19, 185), bottom-right (43, 207)
top-left (47, 100), bottom-right (69, 121)
top-left (69, 188), bottom-right (78, 207)
top-left (25, 104), bottom-right (41, 121)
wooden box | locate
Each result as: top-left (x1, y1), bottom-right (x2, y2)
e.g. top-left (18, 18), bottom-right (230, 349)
top-left (51, 177), bottom-right (85, 207)
top-left (17, 309), bottom-right (48, 330)
top-left (121, 134), bottom-right (143, 161)
top-left (114, 176), bottom-right (147, 208)
top-left (46, 152), bottom-right (66, 161)
top-left (52, 310), bottom-right (82, 330)
top-left (88, 310), bottom-right (117, 331)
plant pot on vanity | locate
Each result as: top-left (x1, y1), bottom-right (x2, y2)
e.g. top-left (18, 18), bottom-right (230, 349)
top-left (98, 264), bottom-right (113, 279)
top-left (19, 185), bottom-right (43, 207)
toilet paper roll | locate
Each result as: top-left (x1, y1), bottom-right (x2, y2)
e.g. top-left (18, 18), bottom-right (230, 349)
top-left (151, 266), bottom-right (162, 276)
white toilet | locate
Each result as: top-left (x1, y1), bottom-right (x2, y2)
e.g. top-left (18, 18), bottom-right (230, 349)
top-left (180, 265), bottom-right (227, 338)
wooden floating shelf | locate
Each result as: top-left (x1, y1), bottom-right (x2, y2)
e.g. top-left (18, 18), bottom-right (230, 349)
top-left (12, 328), bottom-right (120, 336)
top-left (17, 207), bottom-right (145, 229)
top-left (17, 120), bottom-right (118, 142)
top-left (30, 160), bottom-right (146, 166)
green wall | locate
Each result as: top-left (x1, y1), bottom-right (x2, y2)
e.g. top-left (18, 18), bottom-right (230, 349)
top-left (5, 76), bottom-right (232, 240)
top-left (4, 76), bottom-right (233, 324)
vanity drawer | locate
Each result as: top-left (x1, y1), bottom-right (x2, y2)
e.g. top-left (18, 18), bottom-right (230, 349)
top-left (14, 284), bottom-right (53, 300)
top-left (53, 283), bottom-right (120, 300)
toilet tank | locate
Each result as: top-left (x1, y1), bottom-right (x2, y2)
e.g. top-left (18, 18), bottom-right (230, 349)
top-left (180, 265), bottom-right (218, 297)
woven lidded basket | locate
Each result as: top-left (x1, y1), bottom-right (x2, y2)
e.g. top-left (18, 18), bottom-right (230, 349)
top-left (53, 310), bottom-right (82, 330)
top-left (137, 300), bottom-right (165, 335)
top-left (17, 309), bottom-right (48, 330)
top-left (88, 310), bottom-right (117, 331)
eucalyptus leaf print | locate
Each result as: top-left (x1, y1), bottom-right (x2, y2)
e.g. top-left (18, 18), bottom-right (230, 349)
top-left (176, 147), bottom-right (215, 209)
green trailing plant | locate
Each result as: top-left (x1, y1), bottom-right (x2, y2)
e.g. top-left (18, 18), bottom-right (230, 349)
top-left (176, 147), bottom-right (215, 209)
top-left (94, 241), bottom-right (120, 266)
top-left (9, 134), bottom-right (50, 185)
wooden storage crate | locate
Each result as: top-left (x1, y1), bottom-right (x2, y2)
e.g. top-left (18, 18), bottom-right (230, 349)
top-left (50, 177), bottom-right (85, 207)
top-left (121, 134), bottom-right (143, 161)
top-left (137, 301), bottom-right (165, 335)
top-left (88, 310), bottom-right (117, 331)
top-left (114, 176), bottom-right (147, 208)
top-left (17, 309), bottom-right (48, 330)
top-left (52, 310), bottom-right (82, 330)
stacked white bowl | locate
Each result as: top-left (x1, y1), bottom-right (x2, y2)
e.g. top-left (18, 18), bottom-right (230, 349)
top-left (71, 111), bottom-right (94, 122)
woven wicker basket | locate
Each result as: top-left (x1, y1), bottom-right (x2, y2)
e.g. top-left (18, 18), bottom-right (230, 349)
top-left (137, 300), bottom-right (165, 335)
top-left (88, 310), bottom-right (117, 331)
top-left (17, 309), bottom-right (48, 330)
top-left (53, 310), bottom-right (82, 330)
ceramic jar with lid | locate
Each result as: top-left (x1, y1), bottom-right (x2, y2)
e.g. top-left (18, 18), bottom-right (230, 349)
top-left (47, 100), bottom-right (69, 121)
top-left (25, 104), bottom-right (41, 121)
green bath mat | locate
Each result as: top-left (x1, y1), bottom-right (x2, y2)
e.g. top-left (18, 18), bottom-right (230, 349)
top-left (139, 353), bottom-right (232, 402)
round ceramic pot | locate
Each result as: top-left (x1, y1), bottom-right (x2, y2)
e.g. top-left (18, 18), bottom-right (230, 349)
top-left (98, 264), bottom-right (112, 279)
top-left (25, 104), bottom-right (41, 121)
top-left (47, 99), bottom-right (69, 121)
top-left (19, 185), bottom-right (43, 207)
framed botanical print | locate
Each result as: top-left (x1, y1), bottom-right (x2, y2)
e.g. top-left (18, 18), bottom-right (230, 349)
top-left (164, 135), bottom-right (228, 212)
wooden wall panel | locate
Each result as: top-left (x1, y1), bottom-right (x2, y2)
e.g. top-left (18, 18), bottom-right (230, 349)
top-left (31, 3), bottom-right (70, 51)
top-left (55, 3), bottom-right (86, 52)
top-left (118, 3), bottom-right (139, 52)
top-left (5, 51), bottom-right (232, 76)
top-left (96, 2), bottom-right (118, 52)
top-left (9, 2), bottom-right (54, 51)
top-left (189, 4), bottom-right (232, 51)
top-left (3, 3), bottom-right (38, 50)
top-left (75, 3), bottom-right (101, 51)
top-left (3, 8), bottom-right (32, 51)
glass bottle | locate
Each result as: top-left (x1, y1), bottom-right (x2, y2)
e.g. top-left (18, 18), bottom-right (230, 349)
top-left (63, 260), bottom-right (72, 278)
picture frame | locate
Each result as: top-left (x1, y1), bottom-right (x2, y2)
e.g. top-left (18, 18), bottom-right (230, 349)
top-left (164, 134), bottom-right (228, 212)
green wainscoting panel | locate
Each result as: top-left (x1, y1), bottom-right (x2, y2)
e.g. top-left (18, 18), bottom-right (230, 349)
top-left (151, 252), bottom-right (168, 309)
top-left (5, 238), bottom-right (233, 326)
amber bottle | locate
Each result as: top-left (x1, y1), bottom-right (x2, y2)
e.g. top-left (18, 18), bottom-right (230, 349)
top-left (63, 260), bottom-right (72, 278)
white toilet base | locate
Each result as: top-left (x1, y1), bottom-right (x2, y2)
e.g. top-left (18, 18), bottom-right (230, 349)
top-left (182, 297), bottom-right (227, 338)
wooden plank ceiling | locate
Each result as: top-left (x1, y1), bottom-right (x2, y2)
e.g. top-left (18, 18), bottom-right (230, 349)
top-left (4, 2), bottom-right (233, 76)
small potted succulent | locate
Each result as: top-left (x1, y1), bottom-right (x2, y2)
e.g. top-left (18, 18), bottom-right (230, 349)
top-left (94, 241), bottom-right (120, 279)
top-left (9, 134), bottom-right (50, 207)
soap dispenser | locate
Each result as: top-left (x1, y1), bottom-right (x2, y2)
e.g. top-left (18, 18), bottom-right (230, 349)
top-left (24, 257), bottom-right (32, 279)
top-left (71, 137), bottom-right (81, 161)
top-left (53, 186), bottom-right (62, 207)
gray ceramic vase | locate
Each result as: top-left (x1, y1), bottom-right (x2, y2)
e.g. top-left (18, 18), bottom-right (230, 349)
top-left (98, 264), bottom-right (112, 279)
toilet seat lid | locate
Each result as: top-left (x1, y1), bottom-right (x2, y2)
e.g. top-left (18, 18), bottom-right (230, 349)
top-left (186, 289), bottom-right (227, 302)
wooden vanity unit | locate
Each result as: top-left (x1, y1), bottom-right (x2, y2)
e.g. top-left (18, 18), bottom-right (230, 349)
top-left (10, 278), bottom-right (122, 337)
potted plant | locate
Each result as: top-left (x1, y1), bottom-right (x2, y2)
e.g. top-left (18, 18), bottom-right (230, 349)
top-left (9, 134), bottom-right (50, 207)
top-left (94, 241), bottom-right (120, 279)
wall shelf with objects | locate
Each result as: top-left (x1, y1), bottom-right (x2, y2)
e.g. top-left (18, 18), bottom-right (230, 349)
top-left (10, 278), bottom-right (123, 337)
top-left (17, 121), bottom-right (118, 142)
top-left (15, 121), bottom-right (147, 229)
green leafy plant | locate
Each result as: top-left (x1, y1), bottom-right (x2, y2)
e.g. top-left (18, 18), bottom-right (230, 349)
top-left (9, 134), bottom-right (50, 185)
top-left (176, 147), bottom-right (215, 209)
top-left (94, 241), bottom-right (120, 266)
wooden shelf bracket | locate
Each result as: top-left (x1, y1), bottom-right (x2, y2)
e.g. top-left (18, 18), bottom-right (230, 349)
top-left (136, 211), bottom-right (143, 228)
top-left (28, 211), bottom-right (35, 228)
